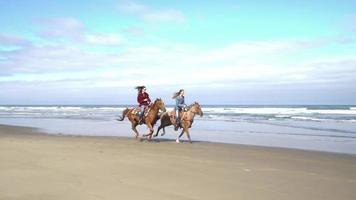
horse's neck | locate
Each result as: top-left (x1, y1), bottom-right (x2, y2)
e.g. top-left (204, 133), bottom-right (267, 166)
top-left (186, 109), bottom-right (196, 120)
top-left (148, 104), bottom-right (159, 115)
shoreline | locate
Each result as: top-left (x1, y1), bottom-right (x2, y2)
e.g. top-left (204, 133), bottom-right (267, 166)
top-left (1, 124), bottom-right (356, 200)
top-left (1, 123), bottom-right (355, 156)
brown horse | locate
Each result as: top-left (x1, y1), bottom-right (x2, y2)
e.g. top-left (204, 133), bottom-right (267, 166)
top-left (154, 110), bottom-right (176, 137)
top-left (117, 98), bottom-right (166, 139)
top-left (154, 102), bottom-right (203, 143)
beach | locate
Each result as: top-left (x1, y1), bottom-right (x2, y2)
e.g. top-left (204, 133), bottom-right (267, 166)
top-left (1, 124), bottom-right (355, 200)
top-left (1, 105), bottom-right (356, 154)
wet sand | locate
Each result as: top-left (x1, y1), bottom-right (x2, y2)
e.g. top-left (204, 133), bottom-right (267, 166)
top-left (0, 124), bottom-right (355, 200)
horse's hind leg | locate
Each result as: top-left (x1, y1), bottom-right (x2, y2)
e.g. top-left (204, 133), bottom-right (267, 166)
top-left (161, 127), bottom-right (166, 136)
top-left (131, 123), bottom-right (140, 139)
top-left (154, 125), bottom-right (163, 137)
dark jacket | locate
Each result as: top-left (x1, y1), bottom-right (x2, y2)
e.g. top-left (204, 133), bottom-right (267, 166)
top-left (137, 92), bottom-right (151, 107)
top-left (175, 96), bottom-right (186, 111)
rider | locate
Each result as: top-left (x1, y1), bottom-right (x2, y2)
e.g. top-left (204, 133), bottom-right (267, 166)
top-left (173, 89), bottom-right (187, 131)
top-left (136, 86), bottom-right (151, 124)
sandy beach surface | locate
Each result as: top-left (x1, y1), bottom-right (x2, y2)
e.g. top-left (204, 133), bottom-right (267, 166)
top-left (0, 125), bottom-right (355, 200)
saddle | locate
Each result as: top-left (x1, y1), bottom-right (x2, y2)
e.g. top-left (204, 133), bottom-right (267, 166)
top-left (131, 105), bottom-right (151, 117)
top-left (178, 110), bottom-right (187, 120)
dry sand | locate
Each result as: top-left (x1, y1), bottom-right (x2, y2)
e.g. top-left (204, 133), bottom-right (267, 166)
top-left (0, 124), bottom-right (355, 200)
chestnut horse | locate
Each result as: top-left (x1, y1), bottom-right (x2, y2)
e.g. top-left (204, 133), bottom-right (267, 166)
top-left (154, 102), bottom-right (203, 143)
top-left (117, 98), bottom-right (166, 139)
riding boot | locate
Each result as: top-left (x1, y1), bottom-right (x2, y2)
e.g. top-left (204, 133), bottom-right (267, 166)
top-left (138, 112), bottom-right (144, 125)
top-left (139, 116), bottom-right (144, 125)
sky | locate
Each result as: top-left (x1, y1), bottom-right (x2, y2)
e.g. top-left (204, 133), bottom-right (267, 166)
top-left (0, 0), bottom-right (356, 105)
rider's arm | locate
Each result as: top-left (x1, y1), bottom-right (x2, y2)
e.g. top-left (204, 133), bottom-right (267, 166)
top-left (146, 93), bottom-right (151, 104)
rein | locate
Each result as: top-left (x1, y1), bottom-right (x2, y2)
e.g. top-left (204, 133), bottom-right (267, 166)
top-left (181, 105), bottom-right (199, 121)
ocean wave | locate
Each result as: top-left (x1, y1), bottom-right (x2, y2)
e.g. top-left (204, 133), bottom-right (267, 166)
top-left (290, 116), bottom-right (329, 122)
top-left (2, 106), bottom-right (356, 115)
top-left (202, 107), bottom-right (356, 115)
top-left (1, 105), bottom-right (356, 123)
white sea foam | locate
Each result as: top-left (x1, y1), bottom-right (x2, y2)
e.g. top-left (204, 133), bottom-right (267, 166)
top-left (202, 107), bottom-right (356, 115)
top-left (3, 106), bottom-right (355, 116)
top-left (291, 116), bottom-right (328, 121)
top-left (1, 106), bottom-right (356, 122)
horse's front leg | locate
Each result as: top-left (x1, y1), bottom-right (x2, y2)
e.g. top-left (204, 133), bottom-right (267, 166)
top-left (176, 129), bottom-right (184, 143)
top-left (148, 124), bottom-right (154, 140)
top-left (185, 128), bottom-right (192, 143)
top-left (143, 123), bottom-right (154, 139)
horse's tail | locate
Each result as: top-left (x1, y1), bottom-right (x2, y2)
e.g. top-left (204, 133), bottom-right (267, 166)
top-left (117, 108), bottom-right (130, 121)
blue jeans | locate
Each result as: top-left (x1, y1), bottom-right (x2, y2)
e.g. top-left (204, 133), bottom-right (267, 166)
top-left (175, 106), bottom-right (183, 123)
top-left (139, 105), bottom-right (145, 118)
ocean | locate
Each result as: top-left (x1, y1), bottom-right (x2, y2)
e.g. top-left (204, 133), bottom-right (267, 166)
top-left (0, 105), bottom-right (356, 154)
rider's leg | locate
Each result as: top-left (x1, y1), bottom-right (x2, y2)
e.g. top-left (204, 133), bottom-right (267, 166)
top-left (139, 105), bottom-right (145, 123)
top-left (174, 107), bottom-right (180, 130)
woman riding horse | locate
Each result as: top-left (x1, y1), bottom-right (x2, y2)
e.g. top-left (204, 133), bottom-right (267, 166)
top-left (172, 89), bottom-right (187, 130)
top-left (136, 86), bottom-right (151, 124)
top-left (117, 98), bottom-right (166, 139)
top-left (154, 102), bottom-right (203, 143)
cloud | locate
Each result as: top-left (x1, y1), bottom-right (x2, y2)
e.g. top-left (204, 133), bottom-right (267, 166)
top-left (124, 27), bottom-right (145, 36)
top-left (38, 17), bottom-right (124, 45)
top-left (84, 33), bottom-right (124, 45)
top-left (142, 9), bottom-right (185, 23)
top-left (117, 1), bottom-right (186, 23)
top-left (1, 37), bottom-right (355, 104)
top-left (39, 17), bottom-right (85, 41)
top-left (305, 58), bottom-right (356, 84)
top-left (0, 33), bottom-right (31, 46)
top-left (118, 1), bottom-right (148, 13)
top-left (0, 45), bottom-right (121, 74)
top-left (1, 38), bottom-right (354, 91)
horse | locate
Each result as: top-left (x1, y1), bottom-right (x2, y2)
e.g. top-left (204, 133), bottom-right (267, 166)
top-left (117, 98), bottom-right (166, 140)
top-left (154, 102), bottom-right (203, 143)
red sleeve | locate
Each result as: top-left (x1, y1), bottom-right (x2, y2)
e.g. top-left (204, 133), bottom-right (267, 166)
top-left (145, 93), bottom-right (151, 103)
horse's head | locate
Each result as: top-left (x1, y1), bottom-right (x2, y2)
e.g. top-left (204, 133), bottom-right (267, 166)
top-left (191, 102), bottom-right (203, 117)
top-left (154, 98), bottom-right (166, 112)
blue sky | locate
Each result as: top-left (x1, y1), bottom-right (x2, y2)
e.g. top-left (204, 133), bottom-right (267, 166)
top-left (0, 0), bottom-right (355, 105)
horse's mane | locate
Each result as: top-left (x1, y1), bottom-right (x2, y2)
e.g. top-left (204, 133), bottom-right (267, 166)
top-left (186, 102), bottom-right (198, 110)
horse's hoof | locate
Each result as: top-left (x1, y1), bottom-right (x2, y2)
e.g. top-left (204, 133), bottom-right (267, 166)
top-left (176, 139), bottom-right (180, 143)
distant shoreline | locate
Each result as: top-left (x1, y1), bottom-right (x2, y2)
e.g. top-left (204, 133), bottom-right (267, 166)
top-left (0, 123), bottom-right (355, 156)
top-left (1, 104), bottom-right (356, 154)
